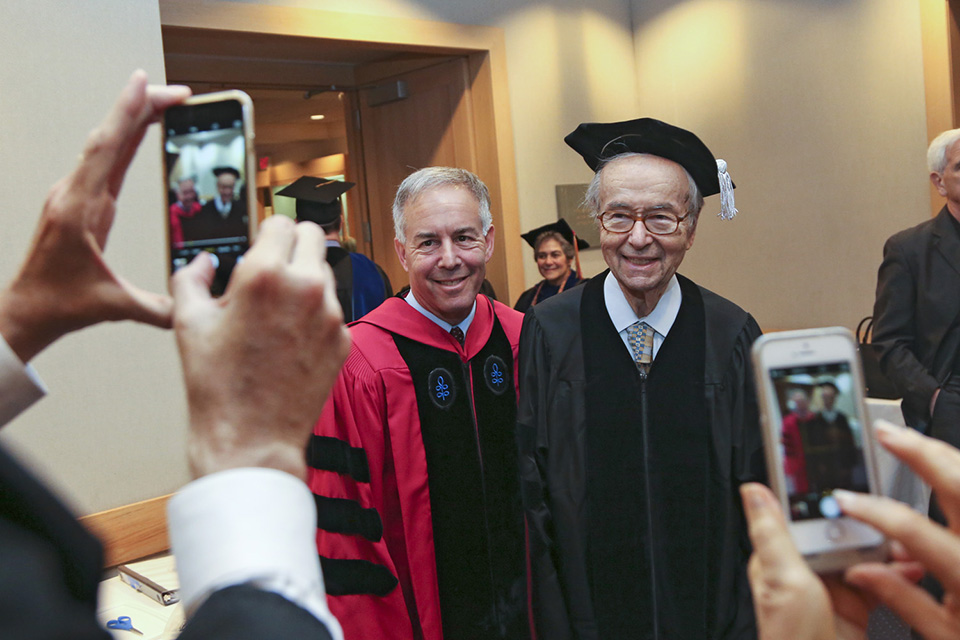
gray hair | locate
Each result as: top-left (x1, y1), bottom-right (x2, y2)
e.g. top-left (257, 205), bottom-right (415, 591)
top-left (583, 152), bottom-right (704, 224)
top-left (392, 167), bottom-right (492, 243)
top-left (927, 128), bottom-right (960, 174)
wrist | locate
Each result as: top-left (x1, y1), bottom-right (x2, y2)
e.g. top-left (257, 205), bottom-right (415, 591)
top-left (0, 285), bottom-right (63, 363)
top-left (186, 422), bottom-right (307, 481)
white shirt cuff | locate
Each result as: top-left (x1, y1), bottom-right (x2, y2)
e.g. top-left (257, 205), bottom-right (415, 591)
top-left (168, 467), bottom-right (343, 640)
top-left (0, 335), bottom-right (46, 427)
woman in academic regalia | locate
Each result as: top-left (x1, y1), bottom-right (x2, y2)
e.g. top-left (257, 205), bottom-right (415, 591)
top-left (514, 218), bottom-right (588, 313)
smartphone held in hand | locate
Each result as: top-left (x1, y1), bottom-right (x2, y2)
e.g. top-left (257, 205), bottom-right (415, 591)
top-left (752, 327), bottom-right (887, 573)
top-left (163, 90), bottom-right (257, 295)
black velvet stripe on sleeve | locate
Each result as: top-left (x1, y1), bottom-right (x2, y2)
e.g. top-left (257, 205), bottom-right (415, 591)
top-left (308, 435), bottom-right (371, 483)
top-left (314, 495), bottom-right (383, 542)
top-left (319, 556), bottom-right (399, 597)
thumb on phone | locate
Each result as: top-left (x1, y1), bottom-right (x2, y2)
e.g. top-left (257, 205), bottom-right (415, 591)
top-left (171, 252), bottom-right (218, 323)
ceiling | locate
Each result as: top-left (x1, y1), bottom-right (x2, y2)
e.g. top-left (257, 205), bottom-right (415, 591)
top-left (163, 27), bottom-right (427, 67)
top-left (162, 27), bottom-right (452, 166)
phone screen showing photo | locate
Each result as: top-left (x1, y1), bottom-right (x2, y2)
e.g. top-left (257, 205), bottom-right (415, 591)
top-left (769, 362), bottom-right (870, 521)
top-left (164, 98), bottom-right (250, 296)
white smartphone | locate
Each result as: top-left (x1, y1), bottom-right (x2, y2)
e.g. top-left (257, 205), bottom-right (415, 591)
top-left (163, 90), bottom-right (257, 295)
top-left (752, 327), bottom-right (887, 573)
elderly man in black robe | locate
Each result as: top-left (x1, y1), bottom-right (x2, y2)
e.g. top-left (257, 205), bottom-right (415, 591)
top-left (516, 118), bottom-right (764, 640)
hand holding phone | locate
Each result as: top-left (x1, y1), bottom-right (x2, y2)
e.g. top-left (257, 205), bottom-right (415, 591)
top-left (752, 327), bottom-right (887, 573)
top-left (743, 421), bottom-right (960, 640)
top-left (163, 90), bottom-right (257, 295)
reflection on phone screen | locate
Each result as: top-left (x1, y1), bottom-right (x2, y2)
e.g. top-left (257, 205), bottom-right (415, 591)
top-left (165, 99), bottom-right (250, 296)
top-left (770, 362), bottom-right (869, 521)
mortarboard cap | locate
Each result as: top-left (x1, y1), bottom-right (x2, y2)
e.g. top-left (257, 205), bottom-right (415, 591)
top-left (521, 218), bottom-right (590, 250)
top-left (212, 166), bottom-right (241, 179)
top-left (564, 117), bottom-right (738, 219)
top-left (275, 176), bottom-right (355, 225)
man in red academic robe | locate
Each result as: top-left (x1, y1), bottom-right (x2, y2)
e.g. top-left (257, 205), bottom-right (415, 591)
top-left (307, 167), bottom-right (528, 640)
top-left (169, 176), bottom-right (202, 248)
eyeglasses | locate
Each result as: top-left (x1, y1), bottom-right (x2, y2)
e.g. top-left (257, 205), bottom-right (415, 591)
top-left (598, 209), bottom-right (690, 235)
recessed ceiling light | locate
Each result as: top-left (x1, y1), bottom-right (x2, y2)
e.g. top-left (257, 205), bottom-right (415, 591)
top-left (310, 114), bottom-right (325, 120)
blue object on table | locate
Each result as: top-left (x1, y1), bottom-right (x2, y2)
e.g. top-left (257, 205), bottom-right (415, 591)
top-left (106, 616), bottom-right (144, 635)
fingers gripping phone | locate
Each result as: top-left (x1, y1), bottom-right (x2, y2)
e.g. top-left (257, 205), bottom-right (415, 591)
top-left (752, 327), bottom-right (887, 573)
top-left (163, 90), bottom-right (257, 295)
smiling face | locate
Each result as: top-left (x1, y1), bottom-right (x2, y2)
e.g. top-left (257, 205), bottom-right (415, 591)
top-left (217, 173), bottom-right (237, 204)
top-left (536, 237), bottom-right (572, 286)
top-left (820, 385), bottom-right (837, 410)
top-left (790, 389), bottom-right (810, 415)
top-left (394, 185), bottom-right (495, 325)
top-left (598, 154), bottom-right (696, 317)
top-left (177, 179), bottom-right (197, 207)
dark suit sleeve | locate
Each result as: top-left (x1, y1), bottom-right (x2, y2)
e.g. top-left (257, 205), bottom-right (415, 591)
top-left (872, 234), bottom-right (940, 416)
top-left (0, 440), bottom-right (109, 640)
top-left (179, 585), bottom-right (334, 640)
top-left (0, 519), bottom-right (110, 640)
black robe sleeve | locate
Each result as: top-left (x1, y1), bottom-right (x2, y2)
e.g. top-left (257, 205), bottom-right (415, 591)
top-left (718, 313), bottom-right (765, 640)
top-left (516, 308), bottom-right (573, 640)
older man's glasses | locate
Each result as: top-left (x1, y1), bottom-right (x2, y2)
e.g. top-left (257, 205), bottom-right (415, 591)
top-left (598, 209), bottom-right (690, 235)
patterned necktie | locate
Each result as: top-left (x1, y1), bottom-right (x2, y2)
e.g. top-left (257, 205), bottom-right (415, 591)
top-left (626, 321), bottom-right (655, 373)
top-left (450, 326), bottom-right (465, 346)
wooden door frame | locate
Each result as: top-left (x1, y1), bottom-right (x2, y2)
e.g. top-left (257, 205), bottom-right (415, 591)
top-left (159, 0), bottom-right (524, 301)
top-left (920, 0), bottom-right (960, 216)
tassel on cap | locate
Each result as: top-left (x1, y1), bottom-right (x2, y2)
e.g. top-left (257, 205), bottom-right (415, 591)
top-left (716, 159), bottom-right (737, 220)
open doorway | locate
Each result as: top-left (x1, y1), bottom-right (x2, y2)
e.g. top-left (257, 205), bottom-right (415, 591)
top-left (162, 14), bottom-right (519, 299)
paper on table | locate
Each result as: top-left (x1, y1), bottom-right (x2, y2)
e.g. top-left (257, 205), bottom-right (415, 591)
top-left (97, 577), bottom-right (181, 640)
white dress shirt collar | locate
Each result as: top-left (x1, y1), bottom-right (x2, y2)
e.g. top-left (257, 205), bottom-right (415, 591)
top-left (404, 291), bottom-right (477, 336)
top-left (604, 271), bottom-right (681, 359)
top-left (604, 271), bottom-right (681, 335)
top-left (214, 197), bottom-right (232, 216)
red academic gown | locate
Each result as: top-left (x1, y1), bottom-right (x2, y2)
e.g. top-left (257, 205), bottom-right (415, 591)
top-left (782, 412), bottom-right (813, 495)
top-left (307, 295), bottom-right (528, 640)
top-left (169, 200), bottom-right (201, 247)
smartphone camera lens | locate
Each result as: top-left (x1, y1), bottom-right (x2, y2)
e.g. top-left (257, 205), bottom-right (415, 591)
top-left (819, 495), bottom-right (841, 519)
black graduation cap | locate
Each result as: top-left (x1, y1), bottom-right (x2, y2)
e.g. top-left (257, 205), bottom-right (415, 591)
top-left (275, 176), bottom-right (356, 225)
top-left (212, 166), bottom-right (241, 179)
top-left (564, 117), bottom-right (738, 219)
top-left (521, 218), bottom-right (589, 250)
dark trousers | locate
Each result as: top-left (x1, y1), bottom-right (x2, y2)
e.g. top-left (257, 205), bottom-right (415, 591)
top-left (928, 376), bottom-right (960, 523)
top-left (913, 377), bottom-right (960, 638)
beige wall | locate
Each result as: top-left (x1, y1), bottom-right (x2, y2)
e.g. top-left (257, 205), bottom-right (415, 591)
top-left (0, 1), bottom-right (189, 513)
top-left (630, 0), bottom-right (931, 331)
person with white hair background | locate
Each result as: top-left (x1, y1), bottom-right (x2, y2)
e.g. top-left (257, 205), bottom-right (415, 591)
top-left (873, 128), bottom-right (960, 565)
